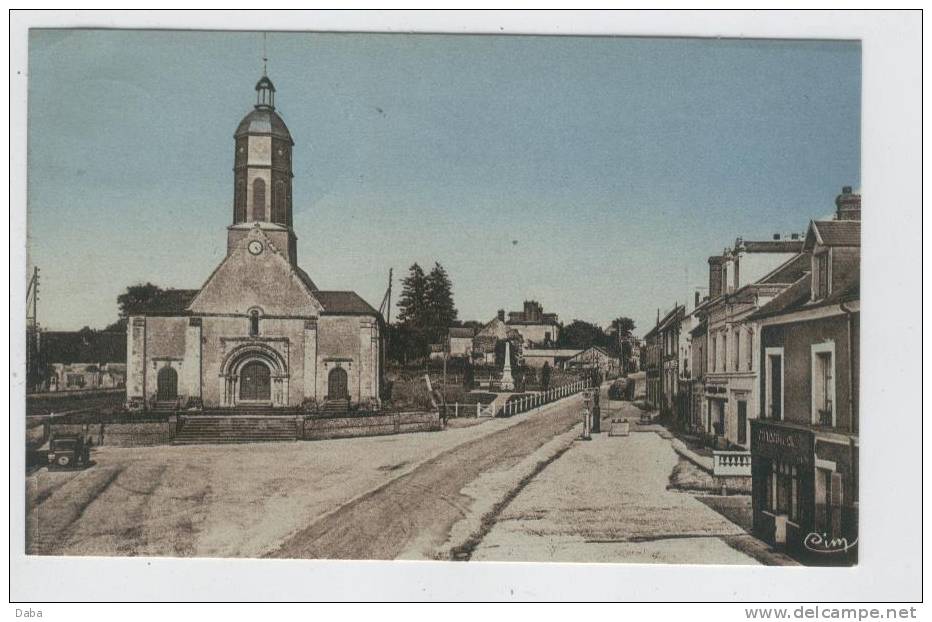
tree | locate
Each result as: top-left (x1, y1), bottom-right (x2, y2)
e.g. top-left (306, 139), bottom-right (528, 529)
top-left (396, 263), bottom-right (428, 329)
top-left (558, 320), bottom-right (606, 350)
top-left (611, 317), bottom-right (636, 337)
top-left (103, 283), bottom-right (166, 332)
top-left (425, 262), bottom-right (458, 341)
top-left (611, 316), bottom-right (637, 374)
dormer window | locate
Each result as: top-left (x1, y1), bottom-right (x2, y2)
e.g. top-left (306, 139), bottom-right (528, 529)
top-left (814, 251), bottom-right (831, 300)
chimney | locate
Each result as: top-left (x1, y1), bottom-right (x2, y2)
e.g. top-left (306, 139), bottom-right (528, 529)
top-left (497, 309), bottom-right (505, 322)
top-left (835, 185), bottom-right (861, 221)
top-left (694, 290), bottom-right (700, 308)
top-left (708, 256), bottom-right (725, 299)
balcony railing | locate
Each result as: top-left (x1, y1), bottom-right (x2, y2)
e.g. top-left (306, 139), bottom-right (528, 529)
top-left (712, 450), bottom-right (752, 477)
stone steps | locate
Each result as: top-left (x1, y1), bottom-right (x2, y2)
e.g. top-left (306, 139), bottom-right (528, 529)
top-left (318, 399), bottom-right (350, 415)
top-left (173, 416), bottom-right (299, 445)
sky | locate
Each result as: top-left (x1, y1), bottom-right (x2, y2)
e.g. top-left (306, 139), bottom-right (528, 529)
top-left (26, 30), bottom-right (860, 336)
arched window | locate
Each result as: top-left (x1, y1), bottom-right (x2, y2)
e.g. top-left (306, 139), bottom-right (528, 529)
top-left (249, 310), bottom-right (260, 336)
top-left (252, 178), bottom-right (266, 221)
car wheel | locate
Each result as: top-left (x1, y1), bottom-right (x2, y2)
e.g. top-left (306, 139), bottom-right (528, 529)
top-left (56, 455), bottom-right (71, 467)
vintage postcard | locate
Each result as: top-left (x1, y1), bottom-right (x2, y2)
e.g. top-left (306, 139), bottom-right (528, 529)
top-left (23, 26), bottom-right (861, 566)
top-left (11, 11), bottom-right (923, 605)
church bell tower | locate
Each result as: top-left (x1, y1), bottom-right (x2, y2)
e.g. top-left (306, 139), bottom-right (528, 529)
top-left (228, 71), bottom-right (298, 264)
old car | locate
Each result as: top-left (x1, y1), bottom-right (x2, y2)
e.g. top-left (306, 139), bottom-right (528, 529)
top-left (47, 433), bottom-right (92, 471)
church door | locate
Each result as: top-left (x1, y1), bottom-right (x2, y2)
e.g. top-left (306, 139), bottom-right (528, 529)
top-left (240, 361), bottom-right (271, 402)
top-left (328, 367), bottom-right (348, 400)
top-left (157, 367), bottom-right (178, 402)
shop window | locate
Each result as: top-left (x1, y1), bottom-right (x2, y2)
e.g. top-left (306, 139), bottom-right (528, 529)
top-left (771, 462), bottom-right (799, 522)
top-left (816, 468), bottom-right (845, 538)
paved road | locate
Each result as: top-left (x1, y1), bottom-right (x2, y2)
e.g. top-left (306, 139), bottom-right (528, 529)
top-left (267, 394), bottom-right (585, 560)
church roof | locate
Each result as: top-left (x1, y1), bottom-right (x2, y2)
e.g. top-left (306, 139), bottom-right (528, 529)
top-left (235, 107), bottom-right (293, 143)
top-left (316, 291), bottom-right (379, 316)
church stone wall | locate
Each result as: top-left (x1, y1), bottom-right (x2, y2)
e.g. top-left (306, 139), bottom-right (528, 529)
top-left (313, 315), bottom-right (380, 405)
top-left (197, 316), bottom-right (303, 407)
top-left (142, 317), bottom-right (188, 404)
top-left (127, 317), bottom-right (146, 401)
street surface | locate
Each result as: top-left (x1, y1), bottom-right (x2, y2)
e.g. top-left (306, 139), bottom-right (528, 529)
top-left (472, 401), bottom-right (758, 564)
top-left (26, 395), bottom-right (582, 558)
top-left (26, 394), bottom-right (770, 564)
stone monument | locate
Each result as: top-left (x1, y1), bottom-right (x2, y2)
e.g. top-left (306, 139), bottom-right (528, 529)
top-left (499, 340), bottom-right (515, 391)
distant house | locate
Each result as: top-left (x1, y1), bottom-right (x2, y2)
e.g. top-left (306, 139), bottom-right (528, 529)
top-left (38, 330), bottom-right (127, 392)
top-left (428, 343), bottom-right (446, 361)
top-left (448, 327), bottom-right (476, 357)
top-left (472, 311), bottom-right (522, 366)
top-left (50, 363), bottom-right (127, 392)
top-left (566, 346), bottom-right (618, 376)
top-left (505, 301), bottom-right (560, 347)
top-left (522, 348), bottom-right (583, 369)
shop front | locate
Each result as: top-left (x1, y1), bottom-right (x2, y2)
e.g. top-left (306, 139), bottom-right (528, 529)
top-left (751, 420), bottom-right (815, 558)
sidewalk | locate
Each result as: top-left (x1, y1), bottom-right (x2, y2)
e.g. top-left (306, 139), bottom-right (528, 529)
top-left (471, 401), bottom-right (797, 565)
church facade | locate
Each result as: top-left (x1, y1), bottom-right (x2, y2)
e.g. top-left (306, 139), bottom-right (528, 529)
top-left (126, 74), bottom-right (382, 412)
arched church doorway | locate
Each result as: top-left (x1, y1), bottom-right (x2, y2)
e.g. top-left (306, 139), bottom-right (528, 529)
top-left (328, 367), bottom-right (348, 400)
top-left (240, 360), bottom-right (271, 402)
top-left (157, 367), bottom-right (178, 401)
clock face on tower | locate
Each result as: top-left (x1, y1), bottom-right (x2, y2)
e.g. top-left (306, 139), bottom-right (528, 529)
top-left (248, 240), bottom-right (263, 255)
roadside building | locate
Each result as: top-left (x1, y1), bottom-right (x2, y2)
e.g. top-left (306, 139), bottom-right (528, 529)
top-left (688, 315), bottom-right (709, 432)
top-left (675, 288), bottom-right (708, 430)
top-left (702, 252), bottom-right (810, 447)
top-left (643, 322), bottom-right (662, 409)
top-left (747, 187), bottom-right (860, 564)
top-left (692, 232), bottom-right (806, 444)
top-left (658, 305), bottom-right (685, 421)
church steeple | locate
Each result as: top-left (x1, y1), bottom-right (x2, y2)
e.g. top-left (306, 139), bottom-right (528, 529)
top-left (229, 70), bottom-right (297, 263)
top-left (232, 71), bottom-right (294, 225)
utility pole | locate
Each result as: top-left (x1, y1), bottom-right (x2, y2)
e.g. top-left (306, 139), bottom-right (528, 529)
top-left (26, 266), bottom-right (40, 393)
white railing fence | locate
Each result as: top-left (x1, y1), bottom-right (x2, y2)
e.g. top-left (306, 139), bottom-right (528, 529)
top-left (712, 450), bottom-right (752, 477)
top-left (497, 377), bottom-right (592, 417)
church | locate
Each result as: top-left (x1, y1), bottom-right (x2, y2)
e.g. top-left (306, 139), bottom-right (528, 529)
top-left (126, 73), bottom-right (383, 412)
